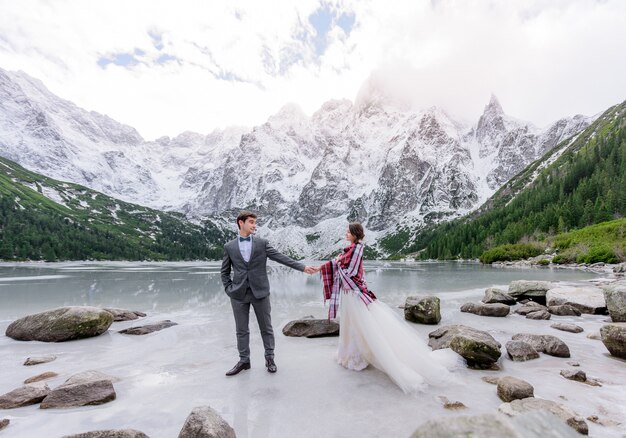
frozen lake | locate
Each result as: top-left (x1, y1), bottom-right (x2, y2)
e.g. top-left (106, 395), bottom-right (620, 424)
top-left (0, 261), bottom-right (624, 437)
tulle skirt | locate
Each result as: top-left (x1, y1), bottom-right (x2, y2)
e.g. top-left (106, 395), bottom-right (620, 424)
top-left (336, 290), bottom-right (460, 393)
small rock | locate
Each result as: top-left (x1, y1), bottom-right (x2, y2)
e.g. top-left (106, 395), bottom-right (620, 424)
top-left (460, 302), bottom-right (510, 317)
top-left (613, 263), bottom-right (626, 273)
top-left (587, 331), bottom-right (601, 340)
top-left (282, 319), bottom-right (339, 337)
top-left (560, 370), bottom-right (587, 382)
top-left (585, 415), bottom-right (620, 427)
top-left (497, 376), bottom-right (534, 402)
top-left (0, 419), bottom-right (9, 431)
top-left (482, 288), bottom-right (516, 305)
top-left (515, 303), bottom-right (548, 315)
top-left (548, 305), bottom-right (582, 316)
top-left (24, 356), bottom-right (57, 366)
top-left (481, 376), bottom-right (500, 385)
top-left (103, 308), bottom-right (147, 322)
top-left (40, 371), bottom-right (117, 409)
top-left (567, 361), bottom-right (580, 367)
top-left (118, 320), bottom-right (178, 335)
top-left (63, 430), bottom-right (149, 438)
top-left (0, 383), bottom-right (50, 409)
top-left (438, 396), bottom-right (466, 410)
top-left (24, 371), bottom-right (59, 384)
top-left (404, 296), bottom-right (441, 324)
top-left (178, 406), bottom-right (236, 438)
top-left (526, 310), bottom-right (551, 320)
top-left (511, 334), bottom-right (570, 357)
top-left (551, 323), bottom-right (584, 334)
top-left (505, 340), bottom-right (540, 361)
top-left (599, 323), bottom-right (626, 359)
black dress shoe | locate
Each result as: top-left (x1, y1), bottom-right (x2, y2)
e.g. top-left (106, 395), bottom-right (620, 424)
top-left (266, 357), bottom-right (277, 373)
top-left (225, 361), bottom-right (251, 376)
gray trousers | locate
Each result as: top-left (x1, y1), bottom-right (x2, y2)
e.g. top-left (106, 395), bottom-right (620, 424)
top-left (230, 288), bottom-right (274, 363)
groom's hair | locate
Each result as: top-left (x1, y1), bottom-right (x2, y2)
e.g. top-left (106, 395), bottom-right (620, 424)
top-left (236, 210), bottom-right (257, 229)
top-left (349, 222), bottom-right (365, 243)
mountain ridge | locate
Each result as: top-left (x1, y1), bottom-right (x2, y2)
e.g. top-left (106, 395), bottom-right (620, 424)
top-left (0, 67), bottom-right (595, 257)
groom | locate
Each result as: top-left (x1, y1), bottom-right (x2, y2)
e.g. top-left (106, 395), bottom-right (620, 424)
top-left (221, 210), bottom-right (316, 376)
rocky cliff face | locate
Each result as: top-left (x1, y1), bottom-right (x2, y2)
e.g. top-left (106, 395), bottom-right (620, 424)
top-left (0, 68), bottom-right (594, 256)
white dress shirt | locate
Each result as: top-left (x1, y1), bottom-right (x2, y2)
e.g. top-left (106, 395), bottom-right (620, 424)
top-left (238, 235), bottom-right (252, 262)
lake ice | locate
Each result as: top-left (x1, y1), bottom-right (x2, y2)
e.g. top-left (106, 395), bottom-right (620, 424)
top-left (0, 261), bottom-right (624, 437)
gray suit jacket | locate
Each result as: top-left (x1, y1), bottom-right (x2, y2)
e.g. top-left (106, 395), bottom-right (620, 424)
top-left (221, 237), bottom-right (305, 300)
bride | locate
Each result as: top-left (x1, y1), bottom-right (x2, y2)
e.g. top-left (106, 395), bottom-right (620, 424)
top-left (313, 223), bottom-right (459, 393)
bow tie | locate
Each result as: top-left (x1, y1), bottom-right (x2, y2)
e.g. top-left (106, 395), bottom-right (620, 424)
top-left (239, 236), bottom-right (251, 242)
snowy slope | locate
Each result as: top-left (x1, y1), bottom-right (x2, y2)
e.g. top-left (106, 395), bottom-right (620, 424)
top-left (0, 68), bottom-right (594, 257)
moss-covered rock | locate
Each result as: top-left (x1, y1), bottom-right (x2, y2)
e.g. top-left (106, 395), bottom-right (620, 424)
top-left (450, 333), bottom-right (502, 369)
top-left (5, 307), bottom-right (113, 342)
top-left (404, 296), bottom-right (441, 324)
top-left (600, 323), bottom-right (626, 359)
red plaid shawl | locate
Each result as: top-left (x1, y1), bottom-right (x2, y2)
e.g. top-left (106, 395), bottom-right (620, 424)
top-left (320, 242), bottom-right (376, 319)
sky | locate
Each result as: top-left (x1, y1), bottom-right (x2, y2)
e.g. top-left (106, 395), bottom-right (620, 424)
top-left (0, 0), bottom-right (625, 140)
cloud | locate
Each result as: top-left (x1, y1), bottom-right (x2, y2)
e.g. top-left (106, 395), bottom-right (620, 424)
top-left (0, 0), bottom-right (624, 139)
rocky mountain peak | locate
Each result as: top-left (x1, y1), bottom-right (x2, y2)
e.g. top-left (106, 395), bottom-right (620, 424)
top-left (0, 67), bottom-right (596, 257)
top-left (267, 103), bottom-right (309, 129)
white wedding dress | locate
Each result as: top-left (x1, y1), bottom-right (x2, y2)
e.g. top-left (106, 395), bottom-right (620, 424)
top-left (336, 289), bottom-right (460, 393)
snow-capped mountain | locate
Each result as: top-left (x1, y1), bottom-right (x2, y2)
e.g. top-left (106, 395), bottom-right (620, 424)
top-left (0, 68), bottom-right (594, 257)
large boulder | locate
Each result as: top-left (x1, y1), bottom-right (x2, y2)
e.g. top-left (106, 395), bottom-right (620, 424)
top-left (118, 320), bottom-right (178, 335)
top-left (411, 411), bottom-right (579, 438)
top-left (508, 281), bottom-right (555, 303)
top-left (404, 296), bottom-right (441, 324)
top-left (505, 340), bottom-right (540, 362)
top-left (0, 383), bottom-right (50, 409)
top-left (6, 307), bottom-right (113, 342)
top-left (599, 323), bottom-right (626, 359)
top-left (498, 397), bottom-right (588, 435)
top-left (460, 302), bottom-right (510, 317)
top-left (40, 371), bottom-right (117, 409)
top-left (429, 325), bottom-right (501, 369)
top-left (102, 308), bottom-right (147, 322)
top-left (282, 319), bottom-right (339, 337)
top-left (546, 286), bottom-right (607, 314)
top-left (178, 406), bottom-right (236, 438)
top-left (482, 288), bottom-right (516, 305)
top-left (497, 376), bottom-right (534, 402)
top-left (511, 334), bottom-right (570, 358)
top-left (603, 282), bottom-right (626, 322)
top-left (63, 430), bottom-right (149, 438)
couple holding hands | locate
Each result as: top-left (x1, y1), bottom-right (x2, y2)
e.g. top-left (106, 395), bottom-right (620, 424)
top-left (220, 211), bottom-right (457, 393)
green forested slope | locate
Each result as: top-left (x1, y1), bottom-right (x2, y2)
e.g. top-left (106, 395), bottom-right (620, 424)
top-left (383, 100), bottom-right (626, 261)
top-left (0, 156), bottom-right (233, 261)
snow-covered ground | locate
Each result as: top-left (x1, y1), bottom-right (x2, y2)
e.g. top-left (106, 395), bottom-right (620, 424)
top-left (0, 261), bottom-right (623, 437)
